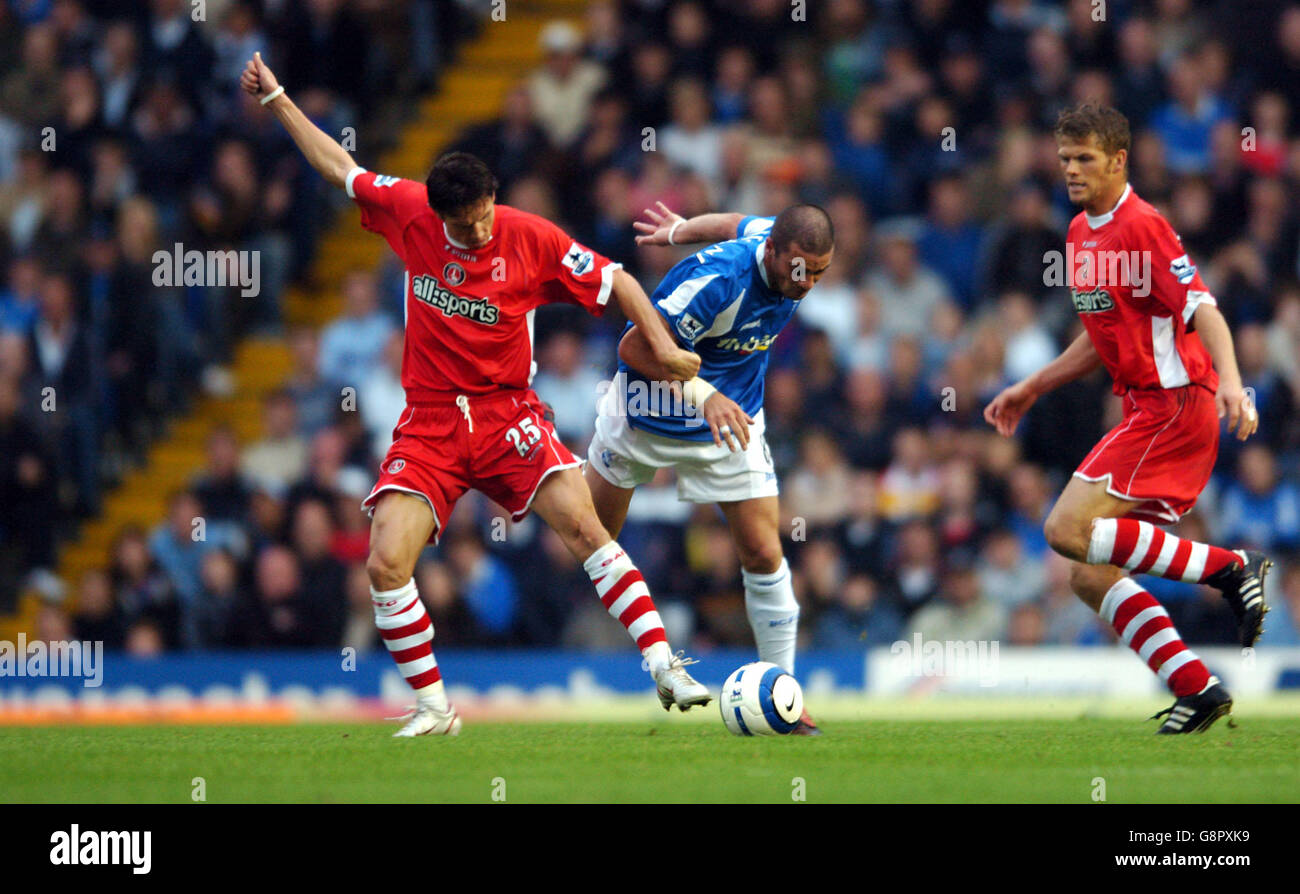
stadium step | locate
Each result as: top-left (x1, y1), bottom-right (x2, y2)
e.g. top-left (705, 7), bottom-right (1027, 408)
top-left (1, 7), bottom-right (568, 638)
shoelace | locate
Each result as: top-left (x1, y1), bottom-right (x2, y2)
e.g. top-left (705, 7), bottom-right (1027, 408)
top-left (455, 394), bottom-right (474, 432)
top-left (667, 650), bottom-right (700, 674)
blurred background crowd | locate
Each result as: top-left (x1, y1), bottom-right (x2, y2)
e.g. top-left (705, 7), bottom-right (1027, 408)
top-left (5, 0), bottom-right (1300, 660)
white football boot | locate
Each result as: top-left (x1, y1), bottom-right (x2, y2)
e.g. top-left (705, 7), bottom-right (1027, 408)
top-left (390, 701), bottom-right (462, 737)
top-left (654, 652), bottom-right (712, 712)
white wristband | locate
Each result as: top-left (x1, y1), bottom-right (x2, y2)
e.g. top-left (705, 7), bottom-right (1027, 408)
top-left (682, 376), bottom-right (716, 408)
top-left (260, 86), bottom-right (285, 106)
top-left (667, 219), bottom-right (685, 245)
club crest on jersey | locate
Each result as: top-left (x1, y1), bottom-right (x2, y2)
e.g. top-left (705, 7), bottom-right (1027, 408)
top-left (387, 459), bottom-right (405, 474)
top-left (442, 262), bottom-right (467, 287)
top-left (411, 273), bottom-right (499, 325)
top-left (562, 242), bottom-right (595, 276)
top-left (1071, 287), bottom-right (1114, 314)
top-left (1169, 254), bottom-right (1197, 285)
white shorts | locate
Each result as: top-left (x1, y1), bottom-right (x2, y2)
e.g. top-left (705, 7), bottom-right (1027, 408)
top-left (587, 402), bottom-right (779, 503)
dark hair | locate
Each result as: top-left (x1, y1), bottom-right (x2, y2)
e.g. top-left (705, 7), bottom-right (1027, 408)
top-left (425, 151), bottom-right (498, 216)
top-left (770, 203), bottom-right (834, 255)
top-left (1054, 103), bottom-right (1131, 156)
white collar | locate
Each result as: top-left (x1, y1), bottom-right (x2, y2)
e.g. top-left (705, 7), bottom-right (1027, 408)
top-left (443, 223), bottom-right (492, 251)
top-left (1085, 183), bottom-right (1132, 230)
top-left (755, 240), bottom-right (771, 290)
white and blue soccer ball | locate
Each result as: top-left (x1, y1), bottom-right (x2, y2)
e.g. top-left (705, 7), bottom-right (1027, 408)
top-left (719, 662), bottom-right (803, 736)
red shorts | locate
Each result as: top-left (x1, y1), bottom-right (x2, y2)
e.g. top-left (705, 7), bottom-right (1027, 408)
top-left (362, 388), bottom-right (581, 542)
top-left (1074, 384), bottom-right (1219, 524)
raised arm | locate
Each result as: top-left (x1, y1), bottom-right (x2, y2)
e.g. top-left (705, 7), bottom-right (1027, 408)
top-left (240, 52), bottom-right (355, 189)
top-left (984, 330), bottom-right (1102, 437)
top-left (633, 201), bottom-right (745, 247)
top-left (1193, 302), bottom-right (1259, 441)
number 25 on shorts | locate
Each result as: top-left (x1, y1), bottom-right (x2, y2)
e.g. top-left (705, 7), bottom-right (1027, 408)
top-left (504, 416), bottom-right (542, 457)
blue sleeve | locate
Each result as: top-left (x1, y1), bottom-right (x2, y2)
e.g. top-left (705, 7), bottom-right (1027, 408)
top-left (652, 268), bottom-right (734, 347)
top-left (736, 215), bottom-right (775, 239)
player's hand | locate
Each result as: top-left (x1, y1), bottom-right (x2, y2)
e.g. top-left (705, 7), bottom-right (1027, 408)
top-left (657, 345), bottom-right (701, 381)
top-left (1216, 381), bottom-right (1258, 441)
top-left (983, 380), bottom-right (1037, 437)
top-left (700, 392), bottom-right (754, 452)
top-left (634, 201), bottom-right (686, 246)
top-left (240, 51), bottom-right (280, 100)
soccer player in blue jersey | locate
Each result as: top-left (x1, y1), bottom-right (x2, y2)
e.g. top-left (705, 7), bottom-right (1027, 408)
top-left (584, 202), bottom-right (834, 734)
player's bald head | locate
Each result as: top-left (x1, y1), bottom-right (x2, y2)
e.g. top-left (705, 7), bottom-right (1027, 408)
top-left (770, 204), bottom-right (834, 256)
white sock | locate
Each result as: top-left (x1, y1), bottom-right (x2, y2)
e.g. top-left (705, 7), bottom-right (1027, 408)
top-left (642, 640), bottom-right (672, 676)
top-left (743, 558), bottom-right (800, 674)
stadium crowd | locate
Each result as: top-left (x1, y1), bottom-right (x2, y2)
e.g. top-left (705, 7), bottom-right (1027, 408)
top-left (8, 0), bottom-right (1300, 656)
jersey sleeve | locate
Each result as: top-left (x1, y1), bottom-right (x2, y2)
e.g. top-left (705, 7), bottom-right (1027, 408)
top-left (529, 217), bottom-right (621, 317)
top-left (346, 167), bottom-right (429, 262)
top-left (1129, 212), bottom-right (1216, 326)
top-left (736, 215), bottom-right (775, 239)
top-left (651, 265), bottom-right (735, 347)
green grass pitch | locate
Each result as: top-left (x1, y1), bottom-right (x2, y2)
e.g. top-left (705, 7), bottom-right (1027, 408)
top-left (2, 715), bottom-right (1297, 803)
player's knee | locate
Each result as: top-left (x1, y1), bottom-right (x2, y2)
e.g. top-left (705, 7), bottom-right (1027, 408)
top-left (366, 546), bottom-right (411, 592)
top-left (738, 540), bottom-right (783, 575)
top-left (1043, 511), bottom-right (1089, 561)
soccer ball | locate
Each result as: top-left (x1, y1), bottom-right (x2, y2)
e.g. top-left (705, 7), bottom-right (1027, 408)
top-left (719, 662), bottom-right (803, 736)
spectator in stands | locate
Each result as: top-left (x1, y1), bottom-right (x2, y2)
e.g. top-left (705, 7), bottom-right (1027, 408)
top-left (70, 568), bottom-right (125, 651)
top-left (529, 20), bottom-right (606, 149)
top-left (359, 329), bottom-right (404, 461)
top-left (290, 498), bottom-right (346, 646)
top-left (814, 572), bottom-right (903, 649)
top-left (906, 561), bottom-right (1006, 644)
top-left (192, 425), bottom-right (253, 524)
top-left (888, 520), bottom-right (942, 615)
top-left (148, 488), bottom-right (244, 649)
top-left (341, 560), bottom-right (378, 654)
top-left (976, 528), bottom-right (1047, 610)
top-left (531, 330), bottom-right (605, 447)
top-left (867, 220), bottom-right (953, 338)
top-left (227, 544), bottom-right (325, 649)
top-left (284, 327), bottom-right (342, 438)
top-left (444, 527), bottom-right (519, 644)
top-left (241, 389), bottom-right (308, 494)
top-left (449, 83), bottom-right (554, 196)
top-left (1217, 445), bottom-right (1300, 553)
top-left (29, 270), bottom-right (97, 515)
top-left (110, 524), bottom-right (178, 649)
top-left (195, 548), bottom-right (242, 650)
top-left (318, 269), bottom-right (395, 391)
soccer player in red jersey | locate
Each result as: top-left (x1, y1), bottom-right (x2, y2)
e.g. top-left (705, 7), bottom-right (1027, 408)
top-left (241, 53), bottom-right (712, 736)
top-left (985, 104), bottom-right (1271, 734)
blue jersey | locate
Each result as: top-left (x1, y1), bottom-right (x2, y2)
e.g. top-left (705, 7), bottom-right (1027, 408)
top-left (616, 216), bottom-right (800, 441)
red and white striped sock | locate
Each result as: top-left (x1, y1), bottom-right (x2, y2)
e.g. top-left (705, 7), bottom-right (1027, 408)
top-left (372, 578), bottom-right (447, 708)
top-left (1087, 518), bottom-right (1240, 583)
top-left (583, 540), bottom-right (671, 673)
top-left (1099, 577), bottom-right (1210, 696)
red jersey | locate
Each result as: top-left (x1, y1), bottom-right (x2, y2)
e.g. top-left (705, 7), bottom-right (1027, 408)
top-left (1064, 184), bottom-right (1218, 395)
top-left (346, 167), bottom-right (618, 397)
